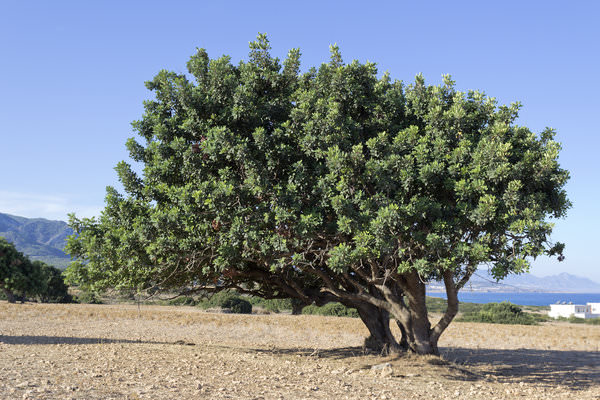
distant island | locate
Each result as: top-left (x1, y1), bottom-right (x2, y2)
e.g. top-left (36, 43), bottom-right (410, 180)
top-left (0, 212), bottom-right (72, 269)
top-left (428, 270), bottom-right (600, 293)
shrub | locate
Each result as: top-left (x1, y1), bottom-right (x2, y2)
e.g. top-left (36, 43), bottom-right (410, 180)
top-left (457, 301), bottom-right (537, 325)
top-left (168, 296), bottom-right (197, 306)
top-left (76, 291), bottom-right (103, 304)
top-left (198, 291), bottom-right (252, 314)
top-left (425, 296), bottom-right (449, 313)
top-left (302, 302), bottom-right (359, 318)
top-left (247, 297), bottom-right (293, 313)
top-left (221, 297), bottom-right (252, 314)
top-left (425, 296), bottom-right (485, 314)
top-left (33, 262), bottom-right (73, 303)
top-left (557, 316), bottom-right (600, 325)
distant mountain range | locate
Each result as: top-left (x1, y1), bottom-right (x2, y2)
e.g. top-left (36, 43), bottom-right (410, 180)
top-left (0, 212), bottom-right (72, 269)
top-left (428, 270), bottom-right (600, 293)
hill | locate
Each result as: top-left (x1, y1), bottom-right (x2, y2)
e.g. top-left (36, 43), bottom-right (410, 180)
top-left (0, 212), bottom-right (72, 268)
top-left (429, 270), bottom-right (600, 293)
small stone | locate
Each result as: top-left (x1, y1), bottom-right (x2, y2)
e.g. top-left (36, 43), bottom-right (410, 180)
top-left (370, 362), bottom-right (392, 371)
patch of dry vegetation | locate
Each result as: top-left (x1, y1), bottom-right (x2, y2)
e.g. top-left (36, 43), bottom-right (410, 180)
top-left (0, 302), bottom-right (598, 399)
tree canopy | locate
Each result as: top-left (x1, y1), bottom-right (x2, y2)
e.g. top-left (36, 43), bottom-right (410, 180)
top-left (1, 236), bottom-right (72, 303)
top-left (65, 34), bottom-right (569, 355)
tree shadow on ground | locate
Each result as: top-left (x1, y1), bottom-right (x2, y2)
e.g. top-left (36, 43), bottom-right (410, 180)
top-left (440, 347), bottom-right (600, 390)
top-left (249, 344), bottom-right (599, 391)
top-left (0, 334), bottom-right (182, 346)
top-left (251, 345), bottom-right (372, 360)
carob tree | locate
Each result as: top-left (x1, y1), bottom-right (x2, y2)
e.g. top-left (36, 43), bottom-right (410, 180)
top-left (66, 35), bottom-right (569, 355)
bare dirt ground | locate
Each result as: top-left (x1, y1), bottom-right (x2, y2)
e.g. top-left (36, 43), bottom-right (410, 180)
top-left (0, 302), bottom-right (598, 399)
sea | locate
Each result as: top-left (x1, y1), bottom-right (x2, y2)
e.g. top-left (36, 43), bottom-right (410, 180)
top-left (427, 292), bottom-right (600, 306)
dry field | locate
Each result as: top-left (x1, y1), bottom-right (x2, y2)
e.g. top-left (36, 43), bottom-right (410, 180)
top-left (0, 302), bottom-right (599, 400)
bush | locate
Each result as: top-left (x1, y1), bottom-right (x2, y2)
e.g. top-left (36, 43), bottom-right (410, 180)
top-left (425, 296), bottom-right (485, 314)
top-left (168, 296), bottom-right (197, 306)
top-left (247, 297), bottom-right (294, 313)
top-left (76, 291), bottom-right (103, 304)
top-left (302, 302), bottom-right (359, 318)
top-left (198, 291), bottom-right (252, 314)
top-left (557, 316), bottom-right (600, 325)
top-left (33, 262), bottom-right (73, 303)
top-left (457, 301), bottom-right (537, 325)
top-left (221, 297), bottom-right (252, 314)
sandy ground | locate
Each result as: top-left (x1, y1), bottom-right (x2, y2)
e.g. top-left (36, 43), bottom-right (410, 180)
top-left (0, 302), bottom-right (599, 399)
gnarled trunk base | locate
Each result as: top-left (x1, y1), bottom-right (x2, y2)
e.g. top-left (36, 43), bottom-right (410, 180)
top-left (3, 288), bottom-right (16, 304)
top-left (356, 302), bottom-right (405, 354)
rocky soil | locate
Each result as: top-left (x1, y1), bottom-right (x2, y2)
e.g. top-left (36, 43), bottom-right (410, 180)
top-left (0, 302), bottom-right (598, 399)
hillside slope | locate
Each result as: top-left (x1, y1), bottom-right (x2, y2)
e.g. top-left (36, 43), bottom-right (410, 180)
top-left (0, 212), bottom-right (72, 268)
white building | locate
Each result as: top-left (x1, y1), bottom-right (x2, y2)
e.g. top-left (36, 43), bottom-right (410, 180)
top-left (548, 302), bottom-right (600, 319)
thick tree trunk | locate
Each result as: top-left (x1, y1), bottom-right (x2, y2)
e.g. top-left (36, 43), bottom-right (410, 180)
top-left (392, 270), bottom-right (462, 355)
top-left (391, 273), bottom-right (439, 355)
top-left (355, 302), bottom-right (404, 353)
top-left (291, 299), bottom-right (305, 315)
top-left (3, 288), bottom-right (16, 303)
top-left (430, 269), bottom-right (461, 348)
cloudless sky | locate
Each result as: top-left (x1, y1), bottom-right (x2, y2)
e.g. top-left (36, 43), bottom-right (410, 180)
top-left (1, 1), bottom-right (598, 281)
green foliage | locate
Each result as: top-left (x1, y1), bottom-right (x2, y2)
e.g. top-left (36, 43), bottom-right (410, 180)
top-left (32, 261), bottom-right (73, 303)
top-left (302, 302), bottom-right (359, 318)
top-left (222, 297), bottom-right (252, 314)
top-left (457, 301), bottom-right (538, 325)
top-left (0, 236), bottom-right (31, 301)
top-left (63, 35), bottom-right (570, 353)
top-left (425, 296), bottom-right (451, 313)
top-left (75, 290), bottom-right (103, 304)
top-left (556, 316), bottom-right (600, 325)
top-left (198, 291), bottom-right (252, 314)
top-left (0, 237), bottom-right (72, 303)
top-left (247, 297), bottom-right (294, 313)
top-left (168, 296), bottom-right (197, 306)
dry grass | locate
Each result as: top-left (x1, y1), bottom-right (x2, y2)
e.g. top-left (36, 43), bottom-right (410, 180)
top-left (0, 302), bottom-right (598, 399)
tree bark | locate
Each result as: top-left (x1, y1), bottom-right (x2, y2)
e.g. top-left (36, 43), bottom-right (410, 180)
top-left (430, 269), bottom-right (460, 347)
top-left (355, 302), bottom-right (403, 353)
top-left (3, 288), bottom-right (16, 303)
top-left (392, 273), bottom-right (437, 355)
top-left (290, 298), bottom-right (305, 315)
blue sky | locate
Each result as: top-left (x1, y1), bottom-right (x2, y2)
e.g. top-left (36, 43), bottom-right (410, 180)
top-left (0, 1), bottom-right (598, 281)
